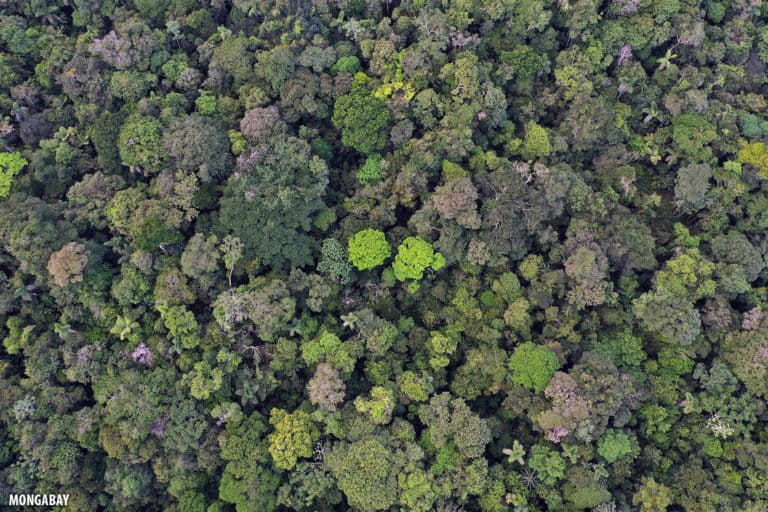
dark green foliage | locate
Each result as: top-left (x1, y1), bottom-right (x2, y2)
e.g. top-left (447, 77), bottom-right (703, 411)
top-left (219, 136), bottom-right (328, 269)
top-left (164, 115), bottom-right (232, 183)
top-left (218, 413), bottom-right (280, 512)
top-left (331, 55), bottom-right (361, 75)
top-left (675, 163), bottom-right (712, 213)
top-left (325, 438), bottom-right (400, 512)
top-left (317, 238), bottom-right (352, 282)
top-left (2, 2), bottom-right (768, 511)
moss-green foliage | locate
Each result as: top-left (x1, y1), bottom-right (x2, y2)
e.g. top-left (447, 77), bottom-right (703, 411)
top-left (301, 331), bottom-right (354, 373)
top-left (633, 477), bottom-right (672, 512)
top-left (392, 237), bottom-right (445, 281)
top-left (671, 113), bottom-right (717, 161)
top-left (117, 113), bottom-right (166, 172)
top-left (332, 88), bottom-right (391, 154)
top-left (157, 304), bottom-right (199, 350)
top-left (110, 71), bottom-right (156, 102)
top-left (501, 45), bottom-right (545, 82)
top-left (0, 152), bottom-right (27, 197)
top-left (354, 386), bottom-right (395, 424)
top-left (188, 360), bottom-right (223, 399)
top-left (591, 329), bottom-right (646, 368)
top-left (268, 409), bottom-right (319, 470)
top-left (348, 228), bottom-right (391, 270)
top-left (738, 112), bottom-right (768, 139)
top-left (520, 121), bottom-right (551, 161)
top-left (528, 444), bottom-right (565, 485)
top-left (508, 342), bottom-right (560, 392)
top-left (597, 429), bottom-right (633, 463)
top-left (737, 141), bottom-right (768, 178)
top-left (326, 438), bottom-right (399, 512)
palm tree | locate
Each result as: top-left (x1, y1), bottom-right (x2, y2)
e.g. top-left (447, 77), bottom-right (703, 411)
top-left (656, 48), bottom-right (678, 71)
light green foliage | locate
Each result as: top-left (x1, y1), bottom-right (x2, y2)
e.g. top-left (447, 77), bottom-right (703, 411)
top-left (528, 444), bottom-right (566, 485)
top-left (188, 360), bottom-right (223, 400)
top-left (157, 304), bottom-right (200, 350)
top-left (110, 71), bottom-right (156, 102)
top-left (503, 440), bottom-right (526, 465)
top-left (673, 222), bottom-right (700, 248)
top-left (520, 121), bottom-right (551, 161)
top-left (354, 386), bottom-right (395, 424)
top-left (301, 331), bottom-right (354, 373)
top-left (2, 316), bottom-right (34, 355)
top-left (737, 141), bottom-right (768, 177)
top-left (220, 235), bottom-right (243, 285)
top-left (331, 55), bottom-right (361, 74)
top-left (426, 330), bottom-right (458, 369)
top-left (441, 159), bottom-right (468, 180)
top-left (0, 152), bottom-right (27, 197)
top-left (268, 409), bottom-right (319, 470)
top-left (356, 154), bottom-right (382, 185)
top-left (671, 113), bottom-right (717, 161)
top-left (392, 237), bottom-right (445, 281)
top-left (508, 342), bottom-right (560, 392)
top-left (332, 88), bottom-right (391, 154)
top-left (161, 52), bottom-right (187, 81)
top-left (597, 429), bottom-right (633, 463)
top-left (398, 371), bottom-right (429, 402)
top-left (348, 228), bottom-right (391, 270)
top-left (118, 113), bottom-right (166, 172)
top-left (110, 315), bottom-right (140, 342)
top-left (633, 477), bottom-right (672, 512)
top-left (195, 92), bottom-right (218, 116)
top-left (228, 130), bottom-right (246, 155)
top-left (398, 469), bottom-right (437, 512)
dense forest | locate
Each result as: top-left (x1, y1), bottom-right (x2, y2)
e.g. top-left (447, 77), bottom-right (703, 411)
top-left (1, 0), bottom-right (768, 510)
